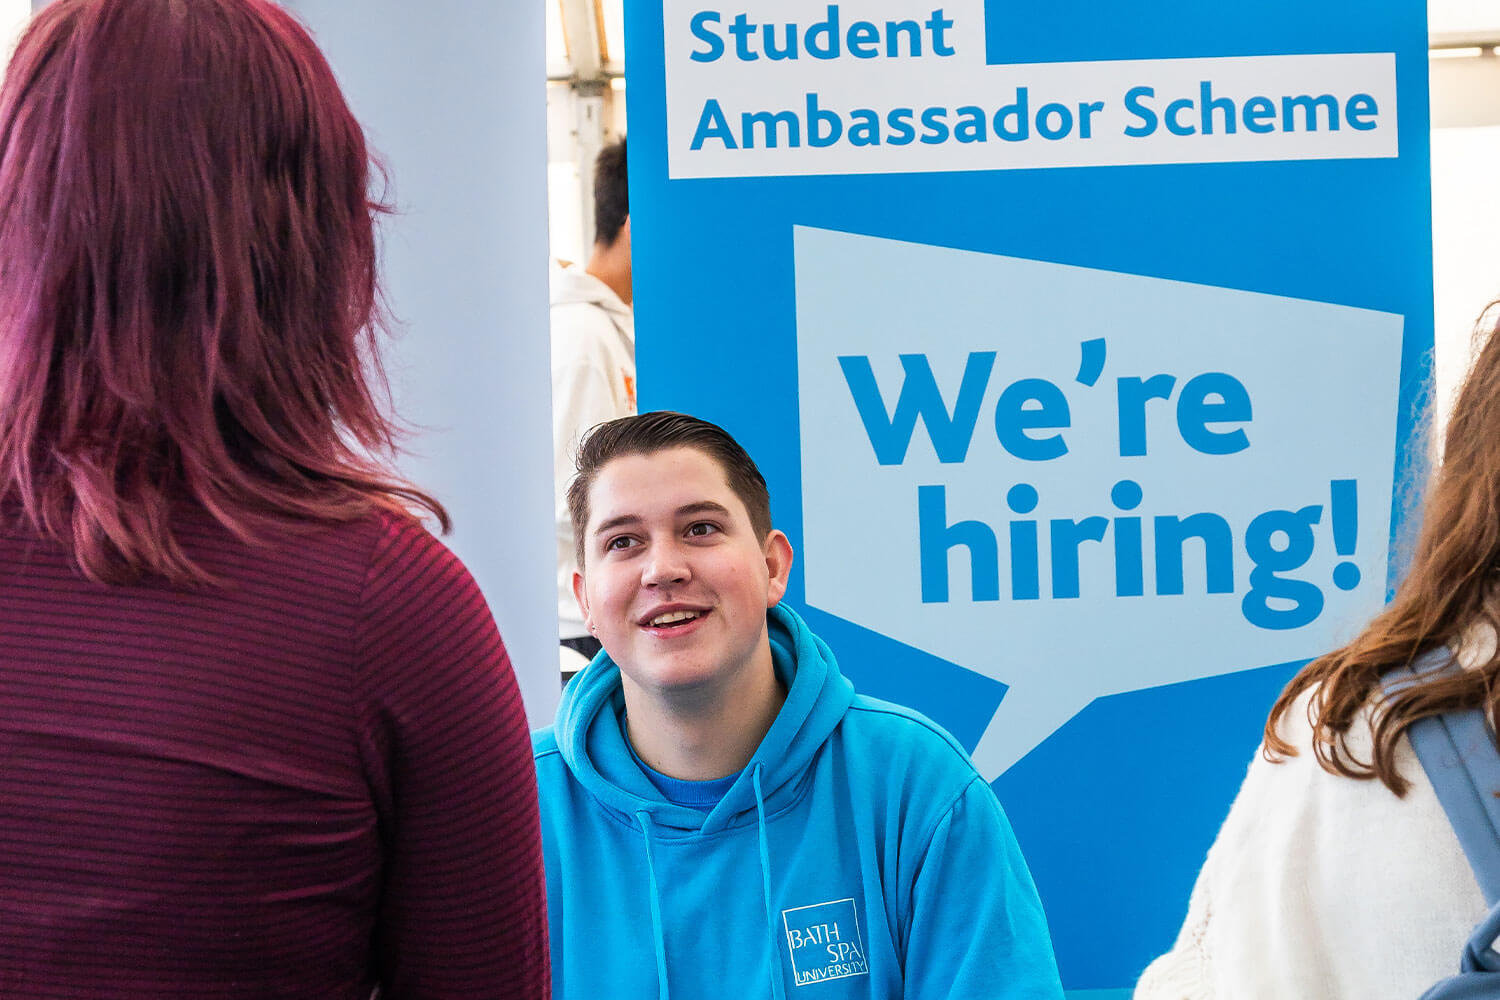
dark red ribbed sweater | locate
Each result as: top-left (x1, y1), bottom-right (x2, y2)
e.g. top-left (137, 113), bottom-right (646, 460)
top-left (0, 506), bottom-right (548, 998)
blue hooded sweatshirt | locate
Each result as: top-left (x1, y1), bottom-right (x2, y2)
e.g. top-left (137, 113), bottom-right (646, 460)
top-left (533, 604), bottom-right (1064, 999)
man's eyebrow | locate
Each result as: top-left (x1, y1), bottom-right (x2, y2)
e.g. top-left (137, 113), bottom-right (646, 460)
top-left (677, 501), bottom-right (732, 519)
top-left (591, 513), bottom-right (641, 537)
top-left (591, 501), bottom-right (734, 538)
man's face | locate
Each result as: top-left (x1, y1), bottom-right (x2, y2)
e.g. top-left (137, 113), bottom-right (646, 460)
top-left (573, 446), bottom-right (791, 697)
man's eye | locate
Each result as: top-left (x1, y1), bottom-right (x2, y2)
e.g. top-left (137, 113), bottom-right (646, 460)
top-left (605, 536), bottom-right (637, 551)
top-left (685, 522), bottom-right (720, 538)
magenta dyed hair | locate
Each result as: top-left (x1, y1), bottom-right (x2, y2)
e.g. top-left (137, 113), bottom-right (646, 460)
top-left (0, 0), bottom-right (447, 583)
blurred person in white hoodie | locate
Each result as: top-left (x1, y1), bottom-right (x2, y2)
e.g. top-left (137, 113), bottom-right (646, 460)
top-left (552, 137), bottom-right (634, 680)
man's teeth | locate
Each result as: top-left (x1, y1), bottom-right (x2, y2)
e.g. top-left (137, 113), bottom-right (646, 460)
top-left (649, 610), bottom-right (701, 627)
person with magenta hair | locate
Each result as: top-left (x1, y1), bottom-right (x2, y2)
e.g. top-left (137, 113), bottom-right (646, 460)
top-left (0, 1), bottom-right (547, 997)
top-left (1136, 318), bottom-right (1500, 999)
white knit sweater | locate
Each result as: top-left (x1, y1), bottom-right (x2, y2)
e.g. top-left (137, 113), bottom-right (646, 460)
top-left (1136, 680), bottom-right (1489, 999)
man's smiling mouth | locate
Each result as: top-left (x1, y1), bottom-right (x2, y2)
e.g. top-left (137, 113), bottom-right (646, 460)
top-left (646, 609), bottom-right (704, 628)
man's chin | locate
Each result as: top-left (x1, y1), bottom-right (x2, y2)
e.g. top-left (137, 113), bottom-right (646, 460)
top-left (620, 660), bottom-right (729, 702)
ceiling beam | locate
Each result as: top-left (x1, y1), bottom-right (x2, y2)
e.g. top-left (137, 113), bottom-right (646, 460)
top-left (557, 0), bottom-right (603, 85)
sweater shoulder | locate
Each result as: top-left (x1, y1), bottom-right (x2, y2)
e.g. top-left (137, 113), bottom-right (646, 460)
top-left (533, 725), bottom-right (561, 762)
top-left (839, 694), bottom-right (982, 793)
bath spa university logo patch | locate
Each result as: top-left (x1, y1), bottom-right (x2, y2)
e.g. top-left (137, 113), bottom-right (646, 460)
top-left (780, 897), bottom-right (869, 987)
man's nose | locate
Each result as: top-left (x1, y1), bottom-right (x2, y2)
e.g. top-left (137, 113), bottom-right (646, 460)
top-left (641, 541), bottom-right (690, 586)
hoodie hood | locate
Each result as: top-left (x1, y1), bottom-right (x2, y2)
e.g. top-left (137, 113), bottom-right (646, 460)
top-left (550, 258), bottom-right (633, 327)
top-left (554, 602), bottom-right (855, 836)
top-left (535, 601), bottom-right (1066, 1000)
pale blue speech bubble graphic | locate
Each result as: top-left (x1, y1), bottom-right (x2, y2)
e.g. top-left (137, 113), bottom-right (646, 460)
top-left (794, 226), bottom-right (1404, 779)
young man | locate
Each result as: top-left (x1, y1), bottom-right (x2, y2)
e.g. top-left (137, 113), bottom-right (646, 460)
top-left (533, 411), bottom-right (1064, 999)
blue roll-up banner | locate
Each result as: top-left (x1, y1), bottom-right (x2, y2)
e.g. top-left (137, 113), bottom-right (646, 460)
top-left (626, 1), bottom-right (1431, 991)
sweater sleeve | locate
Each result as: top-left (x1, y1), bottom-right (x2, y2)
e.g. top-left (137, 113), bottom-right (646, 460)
top-left (355, 515), bottom-right (549, 999)
top-left (903, 778), bottom-right (1066, 1000)
top-left (1133, 701), bottom-right (1487, 1000)
top-left (1132, 859), bottom-right (1215, 999)
top-left (1134, 745), bottom-right (1289, 1000)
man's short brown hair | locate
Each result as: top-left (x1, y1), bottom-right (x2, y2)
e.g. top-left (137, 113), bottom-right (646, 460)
top-left (567, 411), bottom-right (773, 568)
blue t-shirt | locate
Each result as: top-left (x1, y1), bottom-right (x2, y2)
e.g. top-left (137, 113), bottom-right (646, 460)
top-left (626, 738), bottom-right (739, 810)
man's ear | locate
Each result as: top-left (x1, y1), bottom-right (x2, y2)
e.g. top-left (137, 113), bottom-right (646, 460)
top-left (763, 529), bottom-right (793, 608)
top-left (572, 570), bottom-right (591, 629)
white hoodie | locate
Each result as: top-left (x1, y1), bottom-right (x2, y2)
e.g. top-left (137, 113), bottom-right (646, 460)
top-left (550, 259), bottom-right (635, 645)
top-left (1136, 633), bottom-right (1495, 999)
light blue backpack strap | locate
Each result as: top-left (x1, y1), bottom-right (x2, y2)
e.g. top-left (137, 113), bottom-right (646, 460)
top-left (1384, 648), bottom-right (1500, 908)
top-left (1381, 648), bottom-right (1500, 994)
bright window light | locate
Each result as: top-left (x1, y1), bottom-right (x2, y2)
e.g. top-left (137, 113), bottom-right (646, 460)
top-left (1430, 0), bottom-right (1500, 37)
top-left (599, 0), bottom-right (625, 72)
top-left (2, 0), bottom-right (30, 66)
top-left (546, 0), bottom-right (569, 77)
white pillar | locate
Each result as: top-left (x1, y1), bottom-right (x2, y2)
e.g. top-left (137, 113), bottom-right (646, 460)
top-left (285, 0), bottom-right (560, 727)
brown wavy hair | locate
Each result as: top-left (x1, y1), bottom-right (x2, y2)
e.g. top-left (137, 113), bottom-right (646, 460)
top-left (0, 0), bottom-right (446, 584)
top-left (1265, 308), bottom-right (1500, 794)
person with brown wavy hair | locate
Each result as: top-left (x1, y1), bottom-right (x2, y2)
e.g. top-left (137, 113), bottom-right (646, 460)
top-left (1135, 321), bottom-right (1500, 998)
top-left (0, 0), bottom-right (547, 996)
